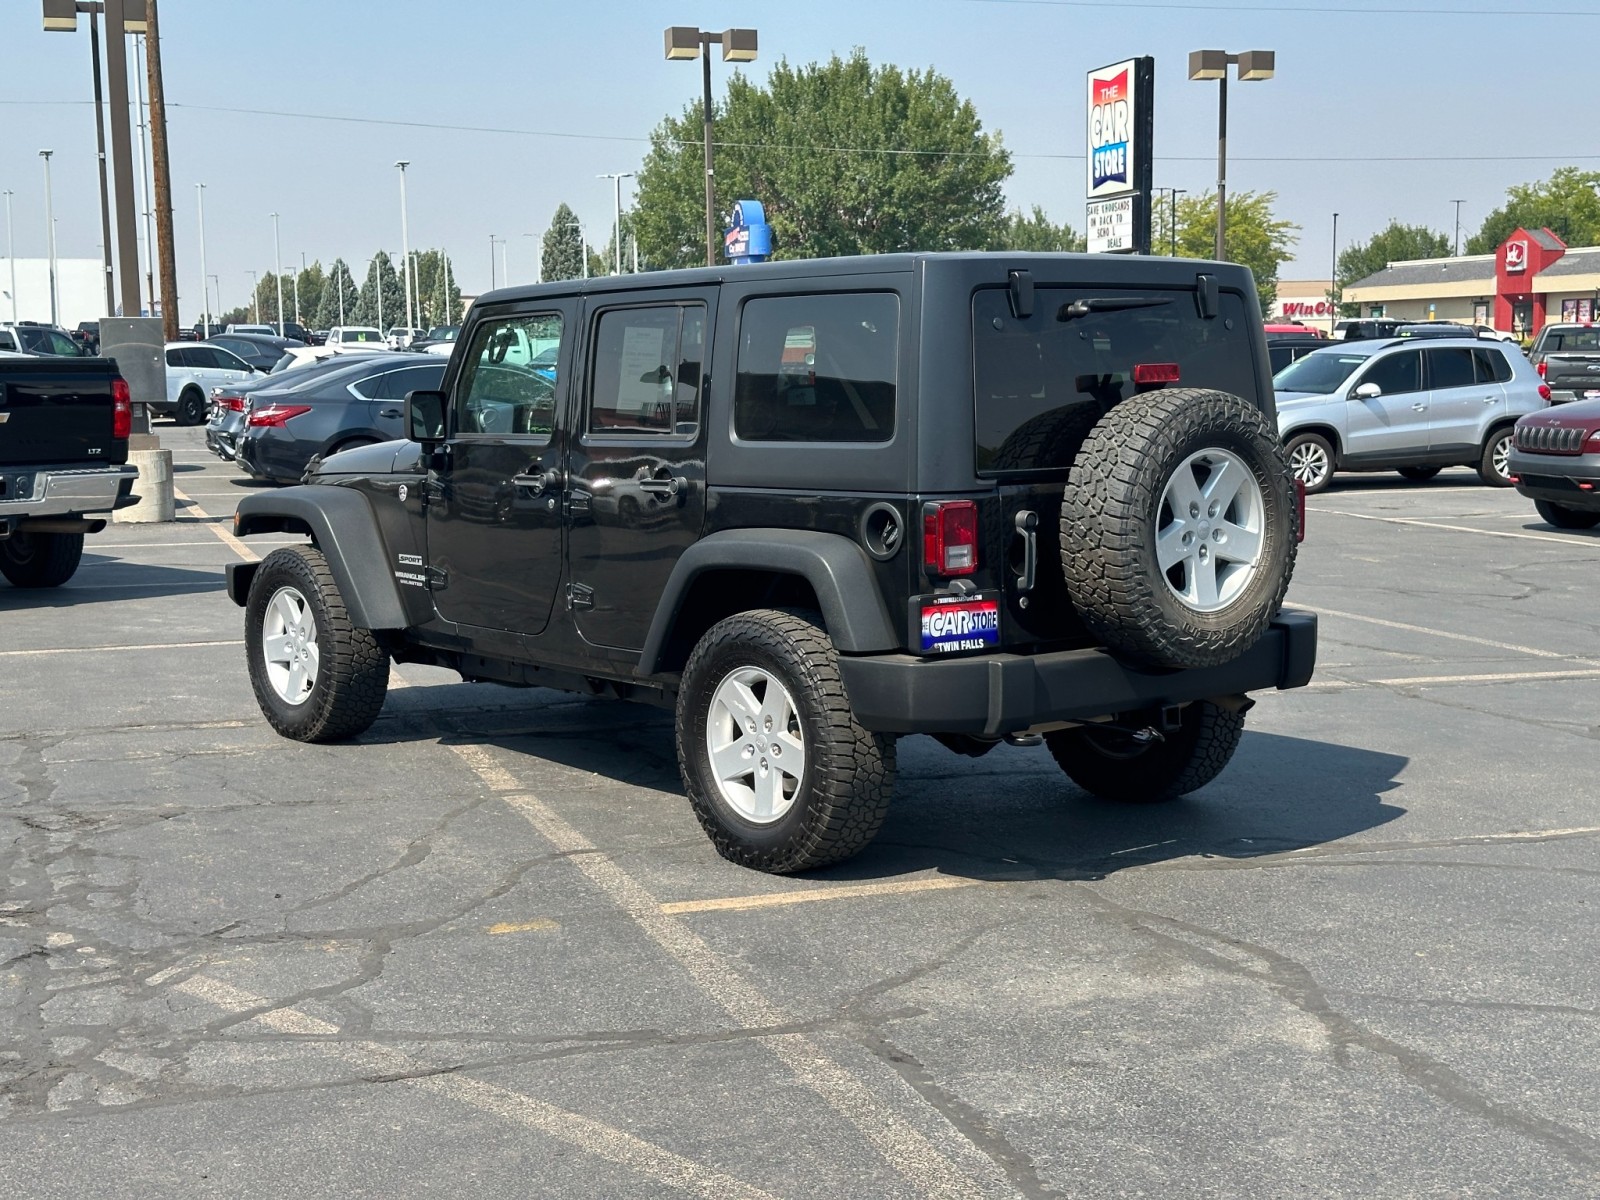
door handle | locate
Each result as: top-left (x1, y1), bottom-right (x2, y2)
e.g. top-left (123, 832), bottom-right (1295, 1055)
top-left (512, 469), bottom-right (563, 496)
top-left (1483, 396), bottom-right (1499, 404)
top-left (1411, 403), bottom-right (1428, 411)
top-left (379, 408), bottom-right (402, 418)
top-left (638, 475), bottom-right (687, 497)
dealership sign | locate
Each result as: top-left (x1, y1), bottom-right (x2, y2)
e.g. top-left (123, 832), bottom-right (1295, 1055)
top-left (1085, 57), bottom-right (1153, 254)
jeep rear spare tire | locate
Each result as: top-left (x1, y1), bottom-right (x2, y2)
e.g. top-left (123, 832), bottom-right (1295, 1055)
top-left (676, 608), bottom-right (894, 873)
top-left (1061, 388), bottom-right (1297, 669)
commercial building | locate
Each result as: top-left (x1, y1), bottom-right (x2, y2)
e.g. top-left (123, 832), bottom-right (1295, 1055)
top-left (1269, 278), bottom-right (1335, 334)
top-left (1344, 227), bottom-right (1600, 338)
top-left (0, 257), bottom-right (115, 329)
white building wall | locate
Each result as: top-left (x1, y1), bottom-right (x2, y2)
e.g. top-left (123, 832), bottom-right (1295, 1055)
top-left (0, 258), bottom-right (121, 328)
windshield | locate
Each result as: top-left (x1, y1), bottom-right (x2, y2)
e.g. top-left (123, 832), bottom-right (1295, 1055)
top-left (1274, 351), bottom-right (1367, 394)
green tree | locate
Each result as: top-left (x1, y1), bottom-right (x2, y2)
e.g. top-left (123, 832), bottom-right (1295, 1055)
top-left (314, 258), bottom-right (359, 329)
top-left (294, 261), bottom-right (326, 327)
top-left (352, 251), bottom-right (404, 329)
top-left (635, 51), bottom-right (1011, 268)
top-left (541, 204), bottom-right (587, 282)
top-left (1466, 167), bottom-right (1600, 254)
top-left (1151, 189), bottom-right (1299, 314)
top-left (987, 205), bottom-right (1084, 252)
top-left (597, 211), bottom-right (641, 274)
top-left (410, 250), bottom-right (461, 328)
top-left (1334, 221), bottom-right (1451, 311)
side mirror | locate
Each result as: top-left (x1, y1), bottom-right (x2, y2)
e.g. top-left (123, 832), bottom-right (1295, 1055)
top-left (1352, 381), bottom-right (1382, 400)
top-left (405, 389), bottom-right (446, 445)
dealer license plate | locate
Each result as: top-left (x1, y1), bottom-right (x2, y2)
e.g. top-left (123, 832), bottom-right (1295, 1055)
top-left (918, 593), bottom-right (1001, 655)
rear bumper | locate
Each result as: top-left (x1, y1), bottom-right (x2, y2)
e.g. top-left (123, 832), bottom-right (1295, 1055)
top-left (1509, 447), bottom-right (1600, 510)
top-left (837, 610), bottom-right (1319, 736)
top-left (0, 463), bottom-right (139, 519)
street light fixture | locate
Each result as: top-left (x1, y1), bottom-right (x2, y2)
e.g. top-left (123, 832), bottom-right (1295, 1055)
top-left (664, 25), bottom-right (757, 267)
top-left (1188, 49), bottom-right (1274, 261)
top-left (395, 160), bottom-right (413, 336)
top-left (598, 172), bottom-right (635, 275)
top-left (39, 150), bottom-right (58, 325)
top-left (196, 182), bottom-right (208, 335)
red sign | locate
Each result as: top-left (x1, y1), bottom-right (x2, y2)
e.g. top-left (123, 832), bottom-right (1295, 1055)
top-left (1092, 70), bottom-right (1128, 106)
top-left (1506, 240), bottom-right (1528, 273)
top-left (1281, 300), bottom-right (1334, 317)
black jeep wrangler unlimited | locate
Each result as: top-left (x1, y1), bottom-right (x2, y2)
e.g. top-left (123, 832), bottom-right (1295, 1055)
top-left (226, 253), bottom-right (1316, 873)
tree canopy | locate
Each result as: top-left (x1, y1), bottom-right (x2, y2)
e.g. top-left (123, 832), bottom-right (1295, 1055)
top-left (1152, 189), bottom-right (1299, 313)
top-left (1336, 221), bottom-right (1451, 293)
top-left (1466, 167), bottom-right (1600, 254)
top-left (314, 259), bottom-right (359, 329)
top-left (634, 51), bottom-right (1011, 268)
top-left (987, 206), bottom-right (1084, 253)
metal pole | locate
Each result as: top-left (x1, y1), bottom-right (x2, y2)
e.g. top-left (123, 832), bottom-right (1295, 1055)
top-left (87, 9), bottom-right (116, 315)
top-left (701, 39), bottom-right (716, 267)
top-left (396, 161), bottom-right (412, 335)
top-left (337, 264), bottom-right (345, 326)
top-left (132, 30), bottom-right (154, 315)
top-left (488, 234), bottom-right (495, 290)
top-left (196, 182), bottom-right (207, 336)
top-left (1171, 188), bottom-right (1183, 256)
top-left (270, 212), bottom-right (283, 334)
top-left (1453, 199), bottom-right (1464, 256)
top-left (297, 250), bottom-right (305, 324)
top-left (498, 239), bottom-right (508, 286)
top-left (1214, 69), bottom-right (1228, 261)
top-left (3, 190), bottom-right (15, 324)
top-left (102, 0), bottom-right (142, 321)
top-left (247, 269), bottom-right (258, 323)
top-left (375, 256), bottom-right (383, 331)
top-left (1330, 211), bottom-right (1339, 336)
top-left (142, 0), bottom-right (180, 340)
top-left (207, 273), bottom-right (217, 319)
top-left (40, 151), bottom-right (57, 326)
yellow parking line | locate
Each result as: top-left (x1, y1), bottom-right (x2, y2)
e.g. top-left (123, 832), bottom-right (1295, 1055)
top-left (1370, 668), bottom-right (1600, 686)
top-left (0, 639), bottom-right (243, 657)
top-left (486, 919), bottom-right (559, 935)
top-left (172, 486), bottom-right (259, 562)
top-left (661, 876), bottom-right (987, 915)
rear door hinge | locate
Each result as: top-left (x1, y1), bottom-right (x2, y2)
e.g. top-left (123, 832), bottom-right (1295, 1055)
top-left (565, 582), bottom-right (594, 612)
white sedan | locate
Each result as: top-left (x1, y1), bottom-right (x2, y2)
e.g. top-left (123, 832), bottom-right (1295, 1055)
top-left (163, 341), bottom-right (256, 425)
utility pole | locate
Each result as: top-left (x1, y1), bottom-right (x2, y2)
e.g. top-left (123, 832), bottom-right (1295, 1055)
top-left (1453, 199), bottom-right (1465, 256)
top-left (141, 0), bottom-right (178, 338)
top-left (395, 161), bottom-right (412, 335)
top-left (102, 0), bottom-right (141, 320)
top-left (270, 212), bottom-right (283, 333)
top-left (195, 182), bottom-right (207, 336)
top-left (132, 30), bottom-right (154, 315)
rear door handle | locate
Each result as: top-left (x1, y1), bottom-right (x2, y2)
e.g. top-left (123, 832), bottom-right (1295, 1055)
top-left (379, 408), bottom-right (402, 418)
top-left (1483, 396), bottom-right (1499, 404)
top-left (638, 475), bottom-right (687, 497)
top-left (1411, 403), bottom-right (1428, 411)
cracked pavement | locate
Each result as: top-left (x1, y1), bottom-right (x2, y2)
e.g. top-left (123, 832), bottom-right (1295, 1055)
top-left (2, 431), bottom-right (1598, 1197)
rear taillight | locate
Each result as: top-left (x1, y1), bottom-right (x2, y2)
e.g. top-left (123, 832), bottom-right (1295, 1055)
top-left (1537, 360), bottom-right (1547, 377)
top-left (1539, 383), bottom-right (1552, 401)
top-left (1294, 479), bottom-right (1306, 543)
top-left (111, 376), bottom-right (131, 440)
top-left (247, 404), bottom-right (311, 428)
top-left (923, 500), bottom-right (979, 576)
top-left (216, 394), bottom-right (247, 413)
top-left (1133, 362), bottom-right (1181, 386)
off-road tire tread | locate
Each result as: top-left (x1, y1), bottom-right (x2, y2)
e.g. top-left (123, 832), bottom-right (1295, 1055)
top-left (0, 531), bottom-right (84, 588)
top-left (246, 546), bottom-right (388, 742)
top-left (676, 608), bottom-right (894, 873)
top-left (1044, 701), bottom-right (1245, 803)
top-left (1534, 499), bottom-right (1600, 530)
top-left (1061, 388), bottom-right (1298, 669)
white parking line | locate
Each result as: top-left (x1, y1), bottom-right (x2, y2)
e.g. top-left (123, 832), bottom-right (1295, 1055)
top-left (170, 975), bottom-right (781, 1199)
top-left (1315, 507), bottom-right (1600, 549)
top-left (1368, 668), bottom-right (1600, 686)
top-left (0, 640), bottom-right (243, 657)
top-left (445, 744), bottom-right (989, 1199)
top-left (1311, 607), bottom-right (1579, 661)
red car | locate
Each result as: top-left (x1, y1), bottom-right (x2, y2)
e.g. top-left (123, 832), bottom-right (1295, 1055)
top-left (1508, 396), bottom-right (1600, 528)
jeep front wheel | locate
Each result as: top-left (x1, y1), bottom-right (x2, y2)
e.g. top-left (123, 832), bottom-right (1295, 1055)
top-left (1044, 701), bottom-right (1244, 803)
top-left (1062, 388), bottom-right (1298, 669)
top-left (676, 608), bottom-right (894, 873)
top-left (245, 546), bottom-right (389, 742)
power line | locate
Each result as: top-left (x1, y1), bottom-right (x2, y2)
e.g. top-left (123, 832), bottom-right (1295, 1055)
top-left (962, 0), bottom-right (1600, 15)
top-left (5, 97), bottom-right (1600, 164)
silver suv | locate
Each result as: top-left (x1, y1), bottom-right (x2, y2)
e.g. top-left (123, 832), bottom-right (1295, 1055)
top-left (1274, 337), bottom-right (1548, 493)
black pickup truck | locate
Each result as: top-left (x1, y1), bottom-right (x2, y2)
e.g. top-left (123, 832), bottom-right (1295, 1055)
top-left (0, 358), bottom-right (139, 587)
top-left (1529, 323), bottom-right (1600, 404)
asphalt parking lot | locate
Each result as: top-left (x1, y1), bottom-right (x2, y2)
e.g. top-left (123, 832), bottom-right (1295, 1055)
top-left (3, 425), bottom-right (1598, 1198)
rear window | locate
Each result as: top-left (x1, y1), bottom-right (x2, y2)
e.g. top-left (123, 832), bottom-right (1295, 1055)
top-left (973, 287), bottom-right (1259, 473)
top-left (1545, 328), bottom-right (1600, 352)
top-left (1473, 347), bottom-right (1512, 383)
top-left (733, 293), bottom-right (897, 443)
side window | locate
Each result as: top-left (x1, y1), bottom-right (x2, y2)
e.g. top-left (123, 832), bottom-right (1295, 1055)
top-left (373, 364), bottom-right (443, 401)
top-left (586, 304), bottom-right (704, 437)
top-left (734, 292), bottom-right (898, 443)
top-left (165, 348), bottom-right (184, 367)
top-left (1473, 347), bottom-right (1512, 384)
top-left (454, 313), bottom-right (561, 438)
top-left (1425, 347), bottom-right (1476, 390)
top-left (1359, 349), bottom-right (1421, 396)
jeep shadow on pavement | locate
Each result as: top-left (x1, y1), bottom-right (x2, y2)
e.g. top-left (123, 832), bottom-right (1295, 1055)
top-left (225, 252), bottom-right (1318, 874)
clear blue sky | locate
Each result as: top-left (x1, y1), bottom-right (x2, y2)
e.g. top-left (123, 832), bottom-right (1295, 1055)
top-left (2, 0), bottom-right (1594, 320)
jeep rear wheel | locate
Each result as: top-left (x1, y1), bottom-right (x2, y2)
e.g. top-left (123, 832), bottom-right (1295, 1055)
top-left (1044, 701), bottom-right (1244, 803)
top-left (1535, 499), bottom-right (1600, 530)
top-left (1061, 389), bottom-right (1298, 669)
top-left (245, 546), bottom-right (389, 742)
top-left (676, 608), bottom-right (894, 873)
top-left (0, 531), bottom-right (84, 588)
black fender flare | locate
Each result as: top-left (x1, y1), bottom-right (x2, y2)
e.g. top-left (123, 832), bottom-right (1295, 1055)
top-left (637, 529), bottom-right (899, 675)
top-left (226, 485), bottom-right (409, 629)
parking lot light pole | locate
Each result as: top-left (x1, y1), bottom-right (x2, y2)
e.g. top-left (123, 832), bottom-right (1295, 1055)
top-left (1453, 199), bottom-right (1465, 256)
top-left (664, 26), bottom-right (757, 267)
top-left (395, 160), bottom-right (412, 336)
top-left (1187, 50), bottom-right (1274, 261)
top-left (39, 150), bottom-right (58, 325)
top-left (487, 233), bottom-right (496, 290)
top-left (4, 190), bottom-right (16, 324)
top-left (247, 269), bottom-right (258, 323)
top-left (598, 171), bottom-right (634, 275)
top-left (195, 183), bottom-right (207, 335)
top-left (207, 273), bottom-right (217, 321)
top-left (270, 212), bottom-right (283, 334)
top-left (1331, 211), bottom-right (1339, 336)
